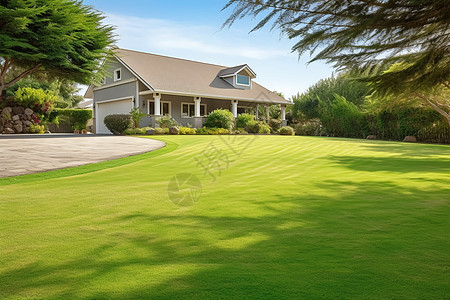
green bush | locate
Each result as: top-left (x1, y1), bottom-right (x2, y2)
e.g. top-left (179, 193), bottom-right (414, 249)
top-left (124, 128), bottom-right (136, 135)
top-left (196, 127), bottom-right (230, 135)
top-left (14, 87), bottom-right (57, 123)
top-left (130, 108), bottom-right (146, 128)
top-left (179, 127), bottom-right (197, 135)
top-left (279, 126), bottom-right (295, 135)
top-left (268, 119), bottom-right (282, 133)
top-left (203, 109), bottom-right (235, 129)
top-left (245, 120), bottom-right (271, 134)
top-left (235, 128), bottom-right (248, 135)
top-left (236, 113), bottom-right (255, 129)
top-left (56, 108), bottom-right (92, 130)
top-left (29, 123), bottom-right (45, 134)
top-left (294, 121), bottom-right (323, 136)
top-left (156, 115), bottom-right (178, 128)
top-left (155, 127), bottom-right (169, 135)
top-left (104, 114), bottom-right (132, 135)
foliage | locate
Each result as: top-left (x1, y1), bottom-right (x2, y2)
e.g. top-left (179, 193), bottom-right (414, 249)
top-left (0, 0), bottom-right (115, 98)
top-left (196, 127), bottom-right (230, 135)
top-left (203, 109), bottom-right (235, 129)
top-left (279, 126), bottom-right (295, 135)
top-left (56, 109), bottom-right (92, 130)
top-left (14, 87), bottom-right (56, 123)
top-left (234, 128), bottom-right (248, 135)
top-left (236, 113), bottom-right (255, 129)
top-left (268, 119), bottom-right (281, 133)
top-left (130, 108), bottom-right (146, 128)
top-left (155, 127), bottom-right (169, 135)
top-left (294, 121), bottom-right (323, 136)
top-left (179, 127), bottom-right (197, 135)
top-left (156, 115), bottom-right (178, 128)
top-left (104, 114), bottom-right (132, 135)
top-left (29, 123), bottom-right (45, 134)
top-left (245, 120), bottom-right (271, 134)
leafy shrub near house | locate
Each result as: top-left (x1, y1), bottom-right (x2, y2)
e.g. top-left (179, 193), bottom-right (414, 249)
top-left (179, 127), bottom-right (197, 135)
top-left (14, 87), bottom-right (57, 123)
top-left (204, 109), bottom-right (235, 129)
top-left (130, 108), bottom-right (146, 128)
top-left (236, 113), bottom-right (255, 129)
top-left (155, 127), bottom-right (169, 135)
top-left (29, 123), bottom-right (45, 134)
top-left (268, 119), bottom-right (282, 133)
top-left (245, 120), bottom-right (271, 134)
top-left (156, 115), bottom-right (178, 128)
top-left (104, 114), bottom-right (132, 135)
top-left (56, 108), bottom-right (92, 130)
top-left (294, 121), bottom-right (323, 136)
top-left (279, 126), bottom-right (295, 135)
top-left (196, 127), bottom-right (230, 135)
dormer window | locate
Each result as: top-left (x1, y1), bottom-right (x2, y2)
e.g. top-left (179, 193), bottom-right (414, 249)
top-left (236, 74), bottom-right (250, 86)
top-left (114, 68), bottom-right (122, 81)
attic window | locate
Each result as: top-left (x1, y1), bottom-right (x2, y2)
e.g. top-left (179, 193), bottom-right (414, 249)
top-left (114, 68), bottom-right (121, 81)
top-left (236, 74), bottom-right (250, 86)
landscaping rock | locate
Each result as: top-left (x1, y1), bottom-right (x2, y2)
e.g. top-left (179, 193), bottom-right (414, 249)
top-left (13, 106), bottom-right (25, 114)
top-left (403, 136), bottom-right (417, 142)
top-left (146, 129), bottom-right (155, 135)
top-left (24, 108), bottom-right (34, 116)
top-left (169, 127), bottom-right (179, 135)
top-left (11, 115), bottom-right (20, 121)
top-left (366, 135), bottom-right (377, 140)
top-left (2, 107), bottom-right (12, 116)
top-left (23, 120), bottom-right (32, 126)
top-left (3, 127), bottom-right (14, 134)
top-left (14, 123), bottom-right (23, 133)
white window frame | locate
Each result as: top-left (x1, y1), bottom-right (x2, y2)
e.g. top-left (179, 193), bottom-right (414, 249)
top-left (147, 100), bottom-right (171, 116)
top-left (236, 74), bottom-right (250, 86)
top-left (181, 102), bottom-right (207, 118)
top-left (114, 68), bottom-right (122, 81)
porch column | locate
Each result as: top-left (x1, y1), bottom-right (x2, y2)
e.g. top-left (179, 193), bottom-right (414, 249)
top-left (265, 105), bottom-right (270, 122)
top-left (194, 97), bottom-right (201, 117)
top-left (256, 104), bottom-right (259, 120)
top-left (281, 105), bottom-right (287, 126)
top-left (154, 93), bottom-right (161, 116)
top-left (232, 100), bottom-right (238, 118)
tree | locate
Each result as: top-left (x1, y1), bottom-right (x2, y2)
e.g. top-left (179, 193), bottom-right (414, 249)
top-left (0, 0), bottom-right (115, 100)
top-left (223, 0), bottom-right (450, 125)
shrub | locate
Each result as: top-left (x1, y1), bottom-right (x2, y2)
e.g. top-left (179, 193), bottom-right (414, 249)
top-left (279, 126), bottom-right (295, 135)
top-left (104, 114), bottom-right (132, 135)
top-left (124, 128), bottom-right (136, 135)
top-left (236, 113), bottom-right (255, 129)
top-left (130, 108), bottom-right (146, 128)
top-left (203, 109), bottom-right (235, 129)
top-left (56, 109), bottom-right (92, 130)
top-left (268, 119), bottom-right (282, 133)
top-left (235, 128), bottom-right (248, 135)
top-left (294, 121), bottom-right (323, 136)
top-left (156, 115), bottom-right (178, 128)
top-left (196, 127), bottom-right (230, 135)
top-left (14, 87), bottom-right (56, 123)
top-left (155, 127), bottom-right (169, 135)
top-left (179, 127), bottom-right (197, 135)
top-left (29, 123), bottom-right (45, 134)
top-left (245, 120), bottom-right (271, 134)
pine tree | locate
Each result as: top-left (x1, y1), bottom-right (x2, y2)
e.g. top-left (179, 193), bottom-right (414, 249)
top-left (0, 0), bottom-right (115, 100)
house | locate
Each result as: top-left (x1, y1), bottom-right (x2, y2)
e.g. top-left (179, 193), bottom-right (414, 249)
top-left (84, 48), bottom-right (291, 134)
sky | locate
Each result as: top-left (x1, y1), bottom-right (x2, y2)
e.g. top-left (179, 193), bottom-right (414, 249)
top-left (81, 0), bottom-right (334, 99)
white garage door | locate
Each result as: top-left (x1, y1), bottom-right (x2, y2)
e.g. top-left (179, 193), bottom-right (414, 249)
top-left (96, 98), bottom-right (133, 134)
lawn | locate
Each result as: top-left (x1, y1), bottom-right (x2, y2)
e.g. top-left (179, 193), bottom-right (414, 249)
top-left (0, 135), bottom-right (449, 299)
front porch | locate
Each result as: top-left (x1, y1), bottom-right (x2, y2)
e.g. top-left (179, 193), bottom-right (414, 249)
top-left (137, 92), bottom-right (287, 128)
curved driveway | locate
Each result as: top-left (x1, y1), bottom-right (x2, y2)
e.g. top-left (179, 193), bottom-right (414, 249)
top-left (0, 134), bottom-right (165, 178)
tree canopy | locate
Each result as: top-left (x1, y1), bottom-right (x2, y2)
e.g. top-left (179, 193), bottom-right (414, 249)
top-left (0, 0), bottom-right (115, 99)
top-left (223, 0), bottom-right (450, 124)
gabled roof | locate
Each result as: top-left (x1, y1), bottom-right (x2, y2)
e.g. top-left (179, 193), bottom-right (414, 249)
top-left (88, 48), bottom-right (290, 105)
top-left (218, 64), bottom-right (256, 78)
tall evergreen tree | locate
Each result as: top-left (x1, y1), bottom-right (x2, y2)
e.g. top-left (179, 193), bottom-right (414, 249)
top-left (0, 0), bottom-right (115, 100)
top-left (223, 0), bottom-right (450, 125)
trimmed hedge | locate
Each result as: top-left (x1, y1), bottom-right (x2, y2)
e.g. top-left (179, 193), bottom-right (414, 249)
top-left (279, 126), bottom-right (295, 135)
top-left (104, 114), bottom-right (132, 135)
top-left (204, 109), bottom-right (235, 129)
top-left (197, 127), bottom-right (230, 135)
top-left (245, 120), bottom-right (271, 134)
top-left (236, 113), bottom-right (255, 129)
top-left (56, 108), bottom-right (92, 130)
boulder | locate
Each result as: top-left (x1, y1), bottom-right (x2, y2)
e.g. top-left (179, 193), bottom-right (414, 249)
top-left (12, 106), bottom-right (25, 114)
top-left (2, 107), bottom-right (12, 116)
top-left (146, 129), bottom-right (155, 135)
top-left (366, 135), bottom-right (377, 140)
top-left (403, 136), bottom-right (417, 142)
top-left (11, 115), bottom-right (20, 121)
top-left (23, 126), bottom-right (30, 133)
top-left (13, 124), bottom-right (23, 133)
top-left (169, 127), bottom-right (179, 135)
top-left (3, 127), bottom-right (15, 134)
top-left (24, 108), bottom-right (34, 116)
top-left (23, 120), bottom-right (32, 126)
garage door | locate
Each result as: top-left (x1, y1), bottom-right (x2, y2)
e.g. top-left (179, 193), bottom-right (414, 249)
top-left (96, 98), bottom-right (133, 134)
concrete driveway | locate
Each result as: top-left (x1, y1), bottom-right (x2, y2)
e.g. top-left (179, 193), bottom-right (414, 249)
top-left (0, 134), bottom-right (166, 178)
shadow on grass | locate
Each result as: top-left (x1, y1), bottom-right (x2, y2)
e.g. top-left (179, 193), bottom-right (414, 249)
top-left (1, 179), bottom-right (448, 299)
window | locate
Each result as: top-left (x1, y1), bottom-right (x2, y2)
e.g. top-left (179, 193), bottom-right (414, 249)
top-left (147, 100), bottom-right (171, 115)
top-left (236, 74), bottom-right (250, 86)
top-left (181, 103), bottom-right (207, 117)
top-left (114, 68), bottom-right (121, 81)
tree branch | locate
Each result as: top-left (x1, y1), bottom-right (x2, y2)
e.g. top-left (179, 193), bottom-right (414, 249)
top-left (415, 92), bottom-right (450, 126)
top-left (3, 64), bottom-right (42, 89)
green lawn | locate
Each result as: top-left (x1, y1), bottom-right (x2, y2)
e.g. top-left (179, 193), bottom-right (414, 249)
top-left (1, 135), bottom-right (449, 299)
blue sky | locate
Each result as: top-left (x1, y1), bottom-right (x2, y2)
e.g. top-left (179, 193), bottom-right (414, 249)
top-left (82, 0), bottom-right (334, 99)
